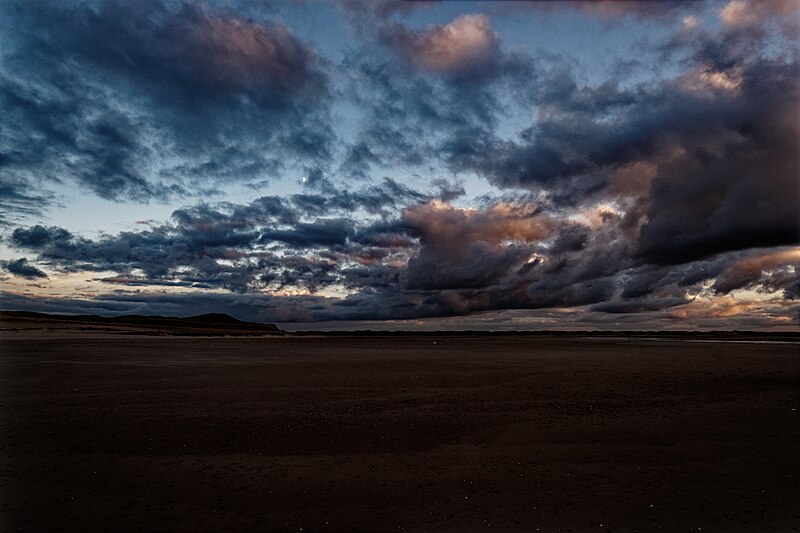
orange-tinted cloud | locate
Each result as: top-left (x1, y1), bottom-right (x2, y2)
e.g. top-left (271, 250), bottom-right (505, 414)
top-left (400, 200), bottom-right (554, 291)
top-left (713, 248), bottom-right (800, 295)
top-left (402, 200), bottom-right (552, 253)
top-left (381, 14), bottom-right (500, 75)
top-left (719, 0), bottom-right (799, 35)
top-left (200, 15), bottom-right (319, 92)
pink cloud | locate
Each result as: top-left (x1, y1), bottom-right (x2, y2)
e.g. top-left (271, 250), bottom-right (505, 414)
top-left (719, 0), bottom-right (799, 35)
top-left (713, 249), bottom-right (800, 295)
top-left (381, 14), bottom-right (500, 75)
top-left (402, 200), bottom-right (553, 255)
top-left (182, 12), bottom-right (319, 92)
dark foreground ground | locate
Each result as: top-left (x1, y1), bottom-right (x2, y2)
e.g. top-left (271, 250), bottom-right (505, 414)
top-left (1, 333), bottom-right (798, 532)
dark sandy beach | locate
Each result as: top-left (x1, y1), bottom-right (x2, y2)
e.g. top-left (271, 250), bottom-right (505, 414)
top-left (1, 332), bottom-right (798, 531)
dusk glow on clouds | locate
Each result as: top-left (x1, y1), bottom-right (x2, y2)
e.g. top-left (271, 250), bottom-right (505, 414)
top-left (0, 0), bottom-right (798, 330)
top-left (382, 14), bottom-right (500, 75)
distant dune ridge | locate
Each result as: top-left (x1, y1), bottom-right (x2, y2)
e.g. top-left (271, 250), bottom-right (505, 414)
top-left (2, 310), bottom-right (799, 341)
top-left (0, 310), bottom-right (283, 336)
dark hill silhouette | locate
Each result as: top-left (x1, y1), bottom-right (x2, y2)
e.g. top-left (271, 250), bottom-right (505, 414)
top-left (0, 310), bottom-right (283, 336)
top-left (186, 313), bottom-right (251, 325)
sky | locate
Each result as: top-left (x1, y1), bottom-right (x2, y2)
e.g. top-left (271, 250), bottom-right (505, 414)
top-left (0, 0), bottom-right (798, 330)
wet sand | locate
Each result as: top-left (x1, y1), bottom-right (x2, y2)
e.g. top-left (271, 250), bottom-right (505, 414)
top-left (1, 334), bottom-right (798, 531)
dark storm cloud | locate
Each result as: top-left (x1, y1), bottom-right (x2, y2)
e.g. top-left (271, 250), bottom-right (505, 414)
top-left (0, 0), bottom-right (334, 202)
top-left (9, 225), bottom-right (73, 248)
top-left (348, 222), bottom-right (416, 250)
top-left (260, 219), bottom-right (354, 248)
top-left (590, 294), bottom-right (691, 314)
top-left (617, 257), bottom-right (732, 301)
top-left (258, 255), bottom-right (339, 292)
top-left (523, 217), bottom-right (637, 310)
top-left (636, 59), bottom-right (799, 264)
top-left (711, 249), bottom-right (800, 298)
top-left (1, 257), bottom-right (47, 279)
top-left (4, 193), bottom-right (799, 323)
top-left (595, 246), bottom-right (800, 315)
top-left (447, 70), bottom-right (684, 187)
top-left (398, 200), bottom-right (552, 291)
top-left (550, 222), bottom-right (590, 254)
top-left (10, 221), bottom-right (265, 290)
top-left (337, 200), bottom-right (638, 318)
top-left (785, 281), bottom-right (800, 301)
top-left (444, 43), bottom-right (799, 264)
top-left (338, 261), bottom-right (402, 291)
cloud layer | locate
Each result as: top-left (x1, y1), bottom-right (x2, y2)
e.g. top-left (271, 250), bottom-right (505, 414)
top-left (1, 0), bottom-right (333, 203)
top-left (1, 0), bottom-right (798, 329)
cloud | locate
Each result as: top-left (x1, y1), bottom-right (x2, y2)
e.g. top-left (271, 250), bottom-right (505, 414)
top-left (440, 37), bottom-right (799, 264)
top-left (719, 0), bottom-right (799, 36)
top-left (336, 0), bottom-right (439, 35)
top-left (2, 0), bottom-right (797, 329)
top-left (400, 200), bottom-right (552, 290)
top-left (569, 1), bottom-right (694, 20)
top-left (0, 176), bottom-right (53, 225)
top-left (0, 0), bottom-right (334, 202)
top-left (379, 14), bottom-right (500, 78)
top-left (590, 295), bottom-right (690, 314)
top-left (682, 15), bottom-right (701, 31)
top-left (3, 280), bottom-right (796, 329)
top-left (8, 182), bottom-right (797, 323)
top-left (9, 220), bottom-right (267, 291)
top-left (340, 15), bottom-right (532, 178)
top-left (9, 225), bottom-right (74, 248)
top-left (492, 0), bottom-right (694, 23)
top-left (4, 180), bottom-right (451, 293)
top-left (636, 58), bottom-right (799, 263)
top-left (712, 248), bottom-right (800, 297)
top-left (260, 219), bottom-right (354, 248)
top-left (338, 0), bottom-right (435, 19)
top-left (1, 257), bottom-right (47, 279)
